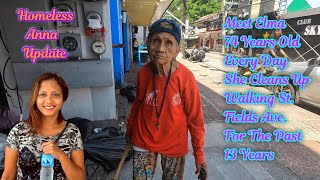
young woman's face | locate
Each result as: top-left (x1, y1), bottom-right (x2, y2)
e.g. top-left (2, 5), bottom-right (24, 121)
top-left (148, 32), bottom-right (179, 65)
top-left (36, 79), bottom-right (64, 119)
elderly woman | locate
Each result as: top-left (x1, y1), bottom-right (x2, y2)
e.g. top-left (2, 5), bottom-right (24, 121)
top-left (126, 19), bottom-right (207, 180)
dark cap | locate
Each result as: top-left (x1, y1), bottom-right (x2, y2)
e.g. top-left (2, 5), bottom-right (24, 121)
top-left (148, 19), bottom-right (181, 43)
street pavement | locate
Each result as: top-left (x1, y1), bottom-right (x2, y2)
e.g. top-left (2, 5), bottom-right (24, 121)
top-left (107, 51), bottom-right (320, 180)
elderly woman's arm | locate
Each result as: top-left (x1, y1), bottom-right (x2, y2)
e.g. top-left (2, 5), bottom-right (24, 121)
top-left (183, 75), bottom-right (207, 179)
top-left (1, 147), bottom-right (18, 180)
top-left (184, 75), bottom-right (205, 165)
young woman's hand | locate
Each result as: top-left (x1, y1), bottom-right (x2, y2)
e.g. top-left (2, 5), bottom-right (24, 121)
top-left (40, 141), bottom-right (66, 161)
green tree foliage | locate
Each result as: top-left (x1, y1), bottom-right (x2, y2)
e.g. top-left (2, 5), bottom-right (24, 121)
top-left (164, 0), bottom-right (221, 23)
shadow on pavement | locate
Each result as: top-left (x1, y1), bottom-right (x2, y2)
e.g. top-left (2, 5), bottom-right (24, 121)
top-left (298, 102), bottom-right (320, 116)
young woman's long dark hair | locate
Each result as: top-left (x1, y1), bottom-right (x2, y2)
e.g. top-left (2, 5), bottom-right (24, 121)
top-left (26, 72), bottom-right (69, 133)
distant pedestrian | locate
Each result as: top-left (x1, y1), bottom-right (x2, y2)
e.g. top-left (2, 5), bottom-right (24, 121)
top-left (133, 38), bottom-right (139, 61)
top-left (126, 19), bottom-right (207, 180)
top-left (239, 47), bottom-right (244, 55)
top-left (134, 38), bottom-right (139, 48)
top-left (269, 29), bottom-right (289, 59)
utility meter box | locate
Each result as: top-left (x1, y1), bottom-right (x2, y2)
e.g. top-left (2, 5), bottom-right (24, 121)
top-left (53, 0), bottom-right (79, 27)
top-left (59, 33), bottom-right (82, 59)
top-left (83, 1), bottom-right (104, 37)
top-left (1, 0), bottom-right (114, 90)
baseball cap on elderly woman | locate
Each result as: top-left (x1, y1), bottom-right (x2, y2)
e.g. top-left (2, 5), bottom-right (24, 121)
top-left (148, 19), bottom-right (181, 43)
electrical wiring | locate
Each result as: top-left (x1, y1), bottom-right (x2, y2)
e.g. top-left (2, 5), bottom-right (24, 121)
top-left (8, 93), bottom-right (23, 109)
top-left (0, 28), bottom-right (23, 114)
top-left (3, 57), bottom-right (15, 91)
top-left (0, 27), bottom-right (9, 54)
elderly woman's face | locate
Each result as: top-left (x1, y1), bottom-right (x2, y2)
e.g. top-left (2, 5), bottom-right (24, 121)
top-left (148, 32), bottom-right (180, 65)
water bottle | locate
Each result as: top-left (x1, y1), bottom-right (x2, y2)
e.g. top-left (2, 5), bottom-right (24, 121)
top-left (40, 154), bottom-right (54, 180)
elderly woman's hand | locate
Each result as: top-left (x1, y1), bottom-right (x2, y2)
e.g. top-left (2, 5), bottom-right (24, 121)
top-left (40, 141), bottom-right (65, 161)
top-left (195, 163), bottom-right (208, 180)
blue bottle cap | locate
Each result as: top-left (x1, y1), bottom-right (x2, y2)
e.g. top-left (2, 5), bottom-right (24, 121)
top-left (41, 154), bottom-right (54, 167)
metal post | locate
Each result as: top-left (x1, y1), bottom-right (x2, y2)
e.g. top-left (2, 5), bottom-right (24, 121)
top-left (181, 0), bottom-right (187, 58)
top-left (222, 0), bottom-right (226, 54)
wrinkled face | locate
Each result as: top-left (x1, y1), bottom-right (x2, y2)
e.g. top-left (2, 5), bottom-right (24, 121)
top-left (148, 32), bottom-right (180, 65)
top-left (36, 79), bottom-right (64, 119)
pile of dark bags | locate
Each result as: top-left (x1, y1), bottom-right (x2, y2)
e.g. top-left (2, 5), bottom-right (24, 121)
top-left (0, 107), bottom-right (20, 176)
top-left (67, 117), bottom-right (132, 180)
top-left (0, 133), bottom-right (7, 177)
top-left (120, 85), bottom-right (136, 102)
top-left (0, 107), bottom-right (20, 135)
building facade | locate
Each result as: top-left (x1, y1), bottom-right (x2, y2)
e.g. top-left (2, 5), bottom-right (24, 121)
top-left (194, 13), bottom-right (223, 52)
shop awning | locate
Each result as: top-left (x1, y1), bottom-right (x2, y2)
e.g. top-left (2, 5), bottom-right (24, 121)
top-left (122, 0), bottom-right (173, 27)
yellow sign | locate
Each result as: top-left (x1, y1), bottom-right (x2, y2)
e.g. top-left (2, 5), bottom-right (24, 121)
top-left (263, 31), bottom-right (270, 39)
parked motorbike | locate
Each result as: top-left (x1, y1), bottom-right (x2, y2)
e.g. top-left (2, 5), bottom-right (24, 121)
top-left (237, 64), bottom-right (275, 77)
top-left (237, 54), bottom-right (275, 77)
top-left (237, 55), bottom-right (275, 87)
top-left (189, 48), bottom-right (206, 62)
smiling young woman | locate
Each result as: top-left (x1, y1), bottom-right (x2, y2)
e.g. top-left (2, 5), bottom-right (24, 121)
top-left (1, 72), bottom-right (85, 180)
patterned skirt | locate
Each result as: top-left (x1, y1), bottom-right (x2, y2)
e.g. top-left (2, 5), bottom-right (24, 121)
top-left (133, 150), bottom-right (185, 180)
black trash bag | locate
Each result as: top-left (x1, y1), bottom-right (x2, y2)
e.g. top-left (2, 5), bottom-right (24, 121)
top-left (84, 127), bottom-right (132, 176)
top-left (0, 107), bottom-right (20, 135)
top-left (67, 117), bottom-right (94, 141)
top-left (120, 85), bottom-right (136, 102)
top-left (85, 158), bottom-right (109, 180)
top-left (140, 54), bottom-right (149, 63)
top-left (0, 133), bottom-right (7, 175)
top-left (86, 126), bottom-right (121, 141)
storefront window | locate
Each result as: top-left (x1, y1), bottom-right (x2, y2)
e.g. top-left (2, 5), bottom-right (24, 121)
top-left (210, 22), bottom-right (214, 30)
top-left (205, 39), bottom-right (210, 47)
top-left (217, 21), bottom-right (222, 29)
